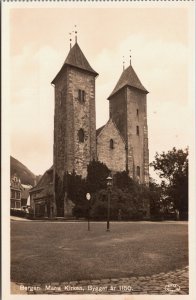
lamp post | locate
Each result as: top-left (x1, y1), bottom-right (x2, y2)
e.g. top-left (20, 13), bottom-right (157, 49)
top-left (106, 175), bottom-right (113, 232)
top-left (86, 193), bottom-right (91, 231)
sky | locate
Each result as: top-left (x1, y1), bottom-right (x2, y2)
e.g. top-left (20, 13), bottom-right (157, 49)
top-left (9, 7), bottom-right (193, 178)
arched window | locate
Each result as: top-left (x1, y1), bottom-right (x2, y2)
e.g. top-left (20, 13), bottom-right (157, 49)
top-left (136, 166), bottom-right (140, 177)
top-left (78, 129), bottom-right (85, 143)
top-left (78, 89), bottom-right (85, 103)
top-left (110, 139), bottom-right (114, 149)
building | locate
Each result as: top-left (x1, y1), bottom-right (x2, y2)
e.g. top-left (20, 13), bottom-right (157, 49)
top-left (21, 184), bottom-right (32, 208)
top-left (52, 42), bottom-right (98, 180)
top-left (31, 36), bottom-right (149, 218)
top-left (29, 167), bottom-right (53, 218)
top-left (10, 175), bottom-right (22, 209)
top-left (97, 61), bottom-right (149, 184)
top-left (52, 39), bottom-right (149, 183)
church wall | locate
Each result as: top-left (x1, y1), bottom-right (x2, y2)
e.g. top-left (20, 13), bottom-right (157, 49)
top-left (126, 87), bottom-right (149, 184)
top-left (54, 69), bottom-right (70, 179)
top-left (109, 89), bottom-right (127, 141)
top-left (53, 67), bottom-right (96, 179)
top-left (70, 68), bottom-right (96, 177)
top-left (97, 121), bottom-right (126, 172)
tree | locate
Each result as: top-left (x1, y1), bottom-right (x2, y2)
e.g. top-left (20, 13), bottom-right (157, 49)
top-left (86, 159), bottom-right (110, 193)
top-left (90, 187), bottom-right (145, 221)
top-left (150, 147), bottom-right (188, 218)
top-left (148, 177), bottom-right (163, 220)
top-left (89, 170), bottom-right (151, 221)
top-left (113, 171), bottom-right (135, 191)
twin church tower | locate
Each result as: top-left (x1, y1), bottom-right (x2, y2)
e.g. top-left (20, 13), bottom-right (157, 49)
top-left (52, 39), bottom-right (149, 186)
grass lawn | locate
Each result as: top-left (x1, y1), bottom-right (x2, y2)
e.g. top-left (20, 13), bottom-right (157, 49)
top-left (11, 221), bottom-right (188, 283)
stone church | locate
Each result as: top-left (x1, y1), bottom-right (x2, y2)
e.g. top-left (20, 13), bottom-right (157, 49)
top-left (30, 38), bottom-right (149, 218)
top-left (52, 40), bottom-right (149, 183)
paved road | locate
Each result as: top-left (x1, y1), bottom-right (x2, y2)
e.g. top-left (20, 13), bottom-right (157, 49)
top-left (11, 266), bottom-right (188, 295)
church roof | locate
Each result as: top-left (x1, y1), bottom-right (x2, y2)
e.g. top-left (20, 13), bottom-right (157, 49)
top-left (108, 64), bottom-right (148, 99)
top-left (96, 125), bottom-right (105, 137)
top-left (52, 43), bottom-right (98, 84)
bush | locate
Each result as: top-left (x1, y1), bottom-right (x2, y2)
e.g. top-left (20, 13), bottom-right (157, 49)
top-left (26, 207), bottom-right (34, 219)
top-left (90, 187), bottom-right (148, 221)
top-left (10, 209), bottom-right (26, 218)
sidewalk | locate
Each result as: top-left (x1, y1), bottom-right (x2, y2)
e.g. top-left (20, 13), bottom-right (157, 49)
top-left (11, 266), bottom-right (189, 295)
top-left (10, 216), bottom-right (188, 224)
top-left (10, 216), bottom-right (31, 221)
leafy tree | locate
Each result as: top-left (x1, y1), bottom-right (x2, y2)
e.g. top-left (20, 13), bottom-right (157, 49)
top-left (113, 171), bottom-right (135, 191)
top-left (86, 159), bottom-right (110, 193)
top-left (66, 171), bottom-right (87, 218)
top-left (150, 147), bottom-right (188, 218)
top-left (90, 187), bottom-right (145, 221)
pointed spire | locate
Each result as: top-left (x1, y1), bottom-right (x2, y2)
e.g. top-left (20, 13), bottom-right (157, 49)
top-left (69, 32), bottom-right (72, 49)
top-left (108, 59), bottom-right (148, 99)
top-left (51, 43), bottom-right (98, 84)
top-left (74, 25), bottom-right (78, 43)
top-left (130, 50), bottom-right (131, 65)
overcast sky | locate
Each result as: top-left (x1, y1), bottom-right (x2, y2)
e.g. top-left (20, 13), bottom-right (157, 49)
top-left (9, 7), bottom-right (193, 178)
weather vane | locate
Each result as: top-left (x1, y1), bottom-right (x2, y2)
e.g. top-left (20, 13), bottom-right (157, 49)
top-left (69, 32), bottom-right (72, 49)
top-left (123, 56), bottom-right (125, 71)
top-left (74, 25), bottom-right (77, 43)
top-left (130, 50), bottom-right (131, 65)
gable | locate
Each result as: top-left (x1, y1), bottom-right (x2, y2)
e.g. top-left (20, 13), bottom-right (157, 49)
top-left (97, 119), bottom-right (126, 173)
top-left (97, 119), bottom-right (125, 145)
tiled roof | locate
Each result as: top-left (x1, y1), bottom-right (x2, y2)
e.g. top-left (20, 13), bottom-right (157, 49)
top-left (108, 65), bottom-right (148, 99)
top-left (52, 43), bottom-right (98, 84)
top-left (30, 166), bottom-right (53, 192)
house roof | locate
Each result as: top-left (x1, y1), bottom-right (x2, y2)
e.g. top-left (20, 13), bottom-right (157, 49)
top-left (21, 184), bottom-right (32, 199)
top-left (21, 188), bottom-right (30, 199)
top-left (21, 184), bottom-right (32, 189)
top-left (30, 166), bottom-right (53, 192)
top-left (51, 43), bottom-right (98, 84)
top-left (108, 64), bottom-right (148, 99)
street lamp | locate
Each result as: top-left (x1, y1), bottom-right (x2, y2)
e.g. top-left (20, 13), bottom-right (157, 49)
top-left (106, 175), bottom-right (113, 232)
top-left (86, 193), bottom-right (91, 231)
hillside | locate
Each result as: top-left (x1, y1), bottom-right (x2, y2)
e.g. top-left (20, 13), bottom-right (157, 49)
top-left (10, 156), bottom-right (41, 186)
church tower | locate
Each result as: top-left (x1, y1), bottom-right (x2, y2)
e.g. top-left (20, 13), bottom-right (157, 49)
top-left (52, 41), bottom-right (98, 181)
top-left (108, 61), bottom-right (149, 185)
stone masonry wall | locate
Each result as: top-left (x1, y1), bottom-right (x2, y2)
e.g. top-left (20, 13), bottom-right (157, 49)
top-left (53, 66), bottom-right (96, 179)
top-left (71, 68), bottom-right (96, 177)
top-left (109, 89), bottom-right (127, 141)
top-left (126, 87), bottom-right (149, 185)
top-left (97, 119), bottom-right (126, 172)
